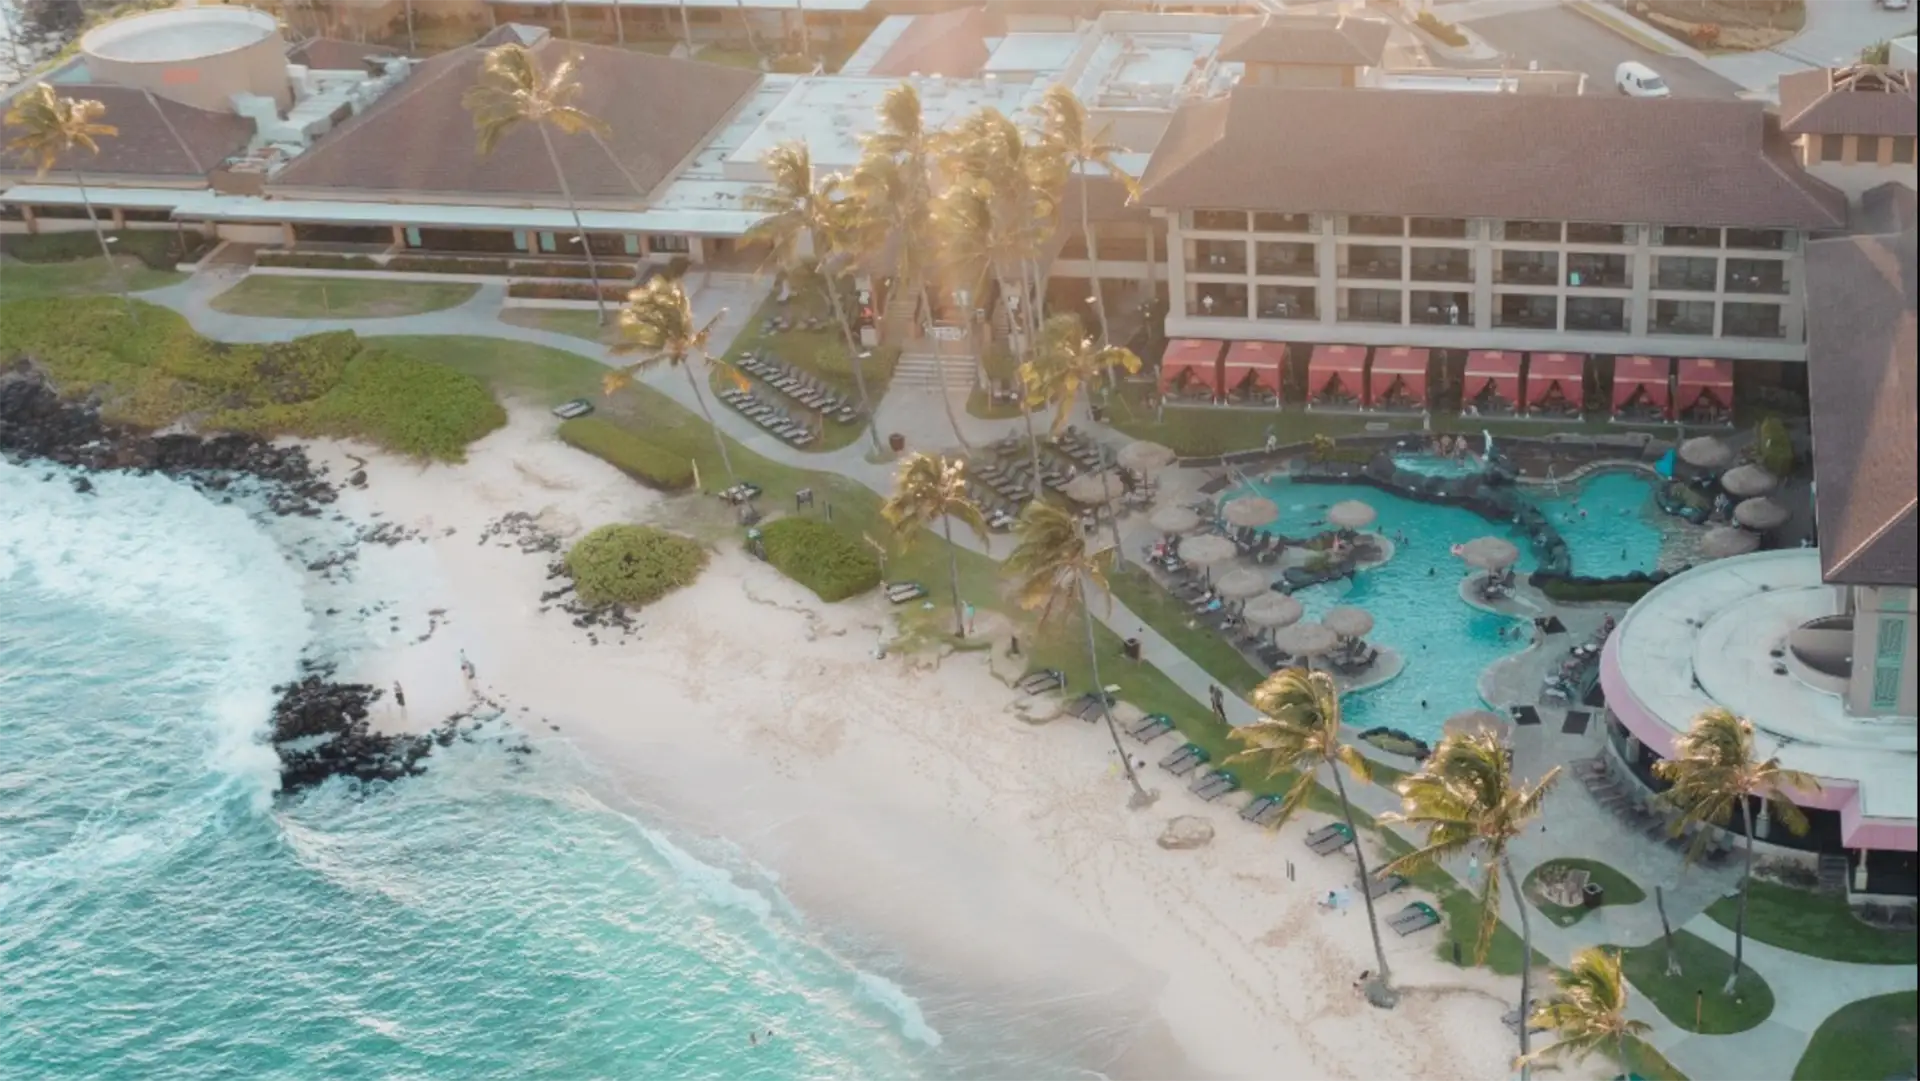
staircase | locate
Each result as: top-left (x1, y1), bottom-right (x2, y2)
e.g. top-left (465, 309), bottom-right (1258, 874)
top-left (893, 351), bottom-right (976, 391)
top-left (1818, 853), bottom-right (1850, 894)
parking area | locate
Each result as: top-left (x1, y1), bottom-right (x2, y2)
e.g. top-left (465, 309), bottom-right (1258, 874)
top-left (1464, 5), bottom-right (1746, 99)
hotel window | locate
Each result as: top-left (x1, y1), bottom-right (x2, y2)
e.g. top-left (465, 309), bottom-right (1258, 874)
top-left (1894, 137), bottom-right (1916, 164)
top-left (1856, 135), bottom-right (1883, 163)
top-left (649, 234), bottom-right (690, 254)
top-left (1192, 210), bottom-right (1247, 231)
top-left (1873, 616), bottom-right (1907, 711)
top-left (1821, 134), bottom-right (1846, 162)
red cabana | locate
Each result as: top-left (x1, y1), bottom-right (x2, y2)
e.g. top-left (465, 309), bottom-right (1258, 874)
top-left (1676, 357), bottom-right (1735, 418)
top-left (1464, 350), bottom-right (1522, 412)
top-left (1159, 338), bottom-right (1225, 400)
top-left (1612, 355), bottom-right (1672, 420)
top-left (1525, 352), bottom-right (1585, 416)
top-left (1368, 346), bottom-right (1429, 410)
top-left (1223, 340), bottom-right (1286, 404)
top-left (1307, 344), bottom-right (1366, 407)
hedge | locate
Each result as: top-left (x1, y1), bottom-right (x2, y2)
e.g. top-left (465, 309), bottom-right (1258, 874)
top-left (258, 250), bottom-right (382, 271)
top-left (558, 416), bottom-right (695, 491)
top-left (2, 228), bottom-right (208, 269)
top-left (507, 281), bottom-right (632, 302)
top-left (758, 517), bottom-right (881, 602)
top-left (1415, 10), bottom-right (1469, 47)
top-left (387, 254), bottom-right (514, 276)
top-left (566, 524), bottom-right (707, 608)
top-left (511, 259), bottom-right (638, 281)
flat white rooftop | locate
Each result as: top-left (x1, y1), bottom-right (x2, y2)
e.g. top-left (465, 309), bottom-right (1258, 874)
top-left (983, 33), bottom-right (1083, 76)
top-left (725, 75), bottom-right (1036, 180)
top-left (82, 7), bottom-right (276, 64)
top-left (1072, 29), bottom-right (1225, 111)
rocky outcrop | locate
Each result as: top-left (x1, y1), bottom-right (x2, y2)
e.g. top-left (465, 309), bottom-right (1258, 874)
top-left (269, 667), bottom-right (529, 794)
top-left (1157, 815), bottom-right (1215, 850)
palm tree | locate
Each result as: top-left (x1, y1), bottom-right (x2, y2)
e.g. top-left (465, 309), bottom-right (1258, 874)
top-left (937, 181), bottom-right (1046, 492)
top-left (4, 83), bottom-right (127, 314)
top-left (743, 140), bottom-right (879, 452)
top-left (1382, 731), bottom-right (1561, 1075)
top-left (881, 453), bottom-right (986, 637)
top-left (1654, 707), bottom-right (1820, 992)
top-left (603, 274), bottom-right (737, 486)
top-left (1228, 668), bottom-right (1396, 1007)
top-left (463, 43), bottom-right (612, 325)
top-left (1005, 501), bottom-right (1153, 808)
top-left (1035, 84), bottom-right (1135, 347)
top-left (1522, 947), bottom-right (1651, 1074)
top-left (1022, 312), bottom-right (1141, 435)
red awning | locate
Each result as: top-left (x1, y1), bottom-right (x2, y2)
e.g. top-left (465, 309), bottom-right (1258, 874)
top-left (1525, 352), bottom-right (1585, 409)
top-left (1368, 346), bottom-right (1428, 408)
top-left (1612, 355), bottom-right (1671, 418)
top-left (1308, 344), bottom-right (1366, 398)
top-left (1465, 350), bottom-right (1522, 404)
top-left (1676, 357), bottom-right (1734, 411)
top-left (1223, 339), bottom-right (1287, 395)
top-left (1159, 338), bottom-right (1225, 396)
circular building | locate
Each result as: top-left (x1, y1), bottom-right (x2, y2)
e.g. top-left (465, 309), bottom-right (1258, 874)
top-left (81, 6), bottom-right (289, 114)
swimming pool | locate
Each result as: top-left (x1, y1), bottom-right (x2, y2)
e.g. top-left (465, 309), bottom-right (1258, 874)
top-left (1390, 452), bottom-right (1487, 480)
top-left (1238, 471), bottom-right (1669, 741)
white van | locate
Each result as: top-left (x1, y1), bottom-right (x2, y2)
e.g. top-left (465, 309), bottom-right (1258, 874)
top-left (1616, 61), bottom-right (1671, 98)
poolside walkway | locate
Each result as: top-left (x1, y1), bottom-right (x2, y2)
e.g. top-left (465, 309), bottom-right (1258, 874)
top-left (132, 272), bottom-right (1914, 1081)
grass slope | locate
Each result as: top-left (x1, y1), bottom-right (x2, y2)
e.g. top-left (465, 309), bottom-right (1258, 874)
top-left (1620, 930), bottom-right (1776, 1034)
top-left (211, 275), bottom-right (479, 318)
top-left (1707, 879), bottom-right (1919, 966)
top-left (1794, 991), bottom-right (1918, 1081)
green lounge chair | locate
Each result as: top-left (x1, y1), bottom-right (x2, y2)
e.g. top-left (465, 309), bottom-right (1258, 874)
top-left (1304, 821), bottom-right (1344, 846)
top-left (1128, 713), bottom-right (1175, 742)
top-left (1240, 794), bottom-right (1280, 823)
top-left (1308, 822), bottom-right (1355, 855)
top-left (1389, 901), bottom-right (1442, 936)
top-left (1361, 873), bottom-right (1408, 900)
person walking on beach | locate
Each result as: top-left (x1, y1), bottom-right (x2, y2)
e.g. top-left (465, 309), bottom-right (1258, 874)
top-left (459, 649), bottom-right (476, 684)
top-left (392, 681), bottom-right (407, 716)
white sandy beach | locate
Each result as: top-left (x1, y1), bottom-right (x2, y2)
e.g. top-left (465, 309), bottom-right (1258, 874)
top-left (306, 409), bottom-right (1555, 1081)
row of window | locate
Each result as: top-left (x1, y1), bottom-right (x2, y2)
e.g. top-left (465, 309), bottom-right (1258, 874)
top-left (1185, 243), bottom-right (1789, 293)
top-left (1815, 133), bottom-right (1918, 165)
top-left (1186, 282), bottom-right (1789, 337)
top-left (1181, 211), bottom-right (1791, 251)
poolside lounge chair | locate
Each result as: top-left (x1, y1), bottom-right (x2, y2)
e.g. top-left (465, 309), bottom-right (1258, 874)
top-left (1158, 743), bottom-right (1207, 776)
top-left (1066, 692), bottom-right (1115, 721)
top-left (1304, 822), bottom-right (1344, 847)
top-left (1361, 873), bottom-right (1408, 900)
top-left (551, 398), bottom-right (594, 419)
top-left (1389, 901), bottom-right (1442, 936)
top-left (1240, 794), bottom-right (1280, 823)
top-left (1128, 713), bottom-right (1176, 742)
top-left (885, 581), bottom-right (928, 605)
top-left (1309, 823), bottom-right (1355, 855)
top-left (1016, 668), bottom-right (1065, 695)
top-left (1190, 770), bottom-right (1238, 801)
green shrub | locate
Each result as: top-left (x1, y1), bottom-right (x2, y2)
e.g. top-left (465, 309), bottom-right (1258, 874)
top-left (1755, 414), bottom-right (1794, 477)
top-left (1415, 10), bottom-right (1469, 47)
top-left (387, 254), bottom-right (514, 276)
top-left (509, 259), bottom-right (638, 281)
top-left (2, 228), bottom-right (206, 269)
top-left (565, 524), bottom-right (707, 608)
top-left (296, 346), bottom-right (506, 460)
top-left (558, 416), bottom-right (695, 490)
top-left (758, 516), bottom-right (881, 602)
top-left (507, 281), bottom-right (631, 302)
top-left (258, 250), bottom-right (382, 271)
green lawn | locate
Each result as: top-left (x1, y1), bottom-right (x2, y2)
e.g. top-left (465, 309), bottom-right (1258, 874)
top-left (498, 307), bottom-right (613, 344)
top-left (0, 255), bottom-right (185, 299)
top-left (717, 285), bottom-right (897, 454)
top-left (1794, 991), bottom-right (1918, 1081)
top-left (1706, 878), bottom-right (1919, 966)
top-left (1107, 563), bottom-right (1266, 696)
top-left (212, 275), bottom-right (479, 318)
top-left (1524, 857), bottom-right (1648, 927)
top-left (1373, 830), bottom-right (1549, 977)
top-left (1617, 1035), bottom-right (1692, 1081)
top-left (1619, 930), bottom-right (1776, 1034)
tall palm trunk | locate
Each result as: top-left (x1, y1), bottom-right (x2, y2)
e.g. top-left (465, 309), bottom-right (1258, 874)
top-left (678, 1), bottom-right (693, 53)
top-left (941, 515), bottom-right (964, 637)
top-left (1655, 884), bottom-right (1682, 976)
top-left (795, 0), bottom-right (812, 56)
top-left (1505, 855), bottom-right (1534, 1080)
top-left (1078, 170), bottom-right (1109, 347)
top-left (681, 361), bottom-right (738, 486)
top-left (995, 273), bottom-right (1046, 499)
top-left (1081, 580), bottom-right (1148, 805)
top-left (918, 282), bottom-right (970, 450)
top-left (1731, 799), bottom-right (1756, 994)
top-left (535, 124), bottom-right (607, 326)
top-left (558, 0), bottom-right (573, 39)
top-left (404, 0), bottom-right (416, 51)
top-left (1330, 765), bottom-right (1394, 1002)
top-left (72, 167), bottom-right (130, 316)
top-left (820, 265), bottom-right (880, 453)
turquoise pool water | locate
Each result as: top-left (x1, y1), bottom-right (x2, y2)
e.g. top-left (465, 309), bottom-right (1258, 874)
top-left (1389, 453), bottom-right (1486, 480)
top-left (1243, 471), bottom-right (1666, 740)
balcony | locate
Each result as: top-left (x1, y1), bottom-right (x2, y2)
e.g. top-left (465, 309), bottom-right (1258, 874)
top-left (1725, 259), bottom-right (1788, 295)
top-left (1655, 256), bottom-right (1717, 292)
top-left (1565, 296), bottom-right (1627, 332)
top-left (1340, 287), bottom-right (1402, 324)
top-left (1410, 216), bottom-right (1469, 239)
top-left (1192, 239), bottom-right (1247, 275)
top-left (1253, 212), bottom-right (1314, 234)
top-left (1567, 222), bottom-right (1629, 245)
top-left (1192, 210), bottom-right (1247, 232)
top-left (1193, 282), bottom-right (1248, 318)
top-left (1497, 253), bottom-right (1559, 286)
top-left (1347, 214), bottom-right (1405, 237)
top-left (1503, 220), bottom-right (1561, 243)
top-left (1567, 254), bottom-right (1630, 289)
top-left (1661, 226), bottom-right (1722, 249)
top-left (1496, 294), bottom-right (1558, 330)
top-left (1726, 228), bottom-right (1787, 252)
top-left (1653, 299), bottom-right (1714, 336)
top-left (1343, 244), bottom-right (1402, 280)
top-left (1411, 290), bottom-right (1470, 326)
top-left (1410, 249), bottom-right (1473, 282)
top-left (1724, 302), bottom-right (1785, 339)
top-left (1255, 241), bottom-right (1316, 276)
top-left (1257, 284), bottom-right (1316, 320)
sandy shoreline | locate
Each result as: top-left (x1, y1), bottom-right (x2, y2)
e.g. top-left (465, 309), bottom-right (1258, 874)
top-left (305, 409), bottom-right (1543, 1081)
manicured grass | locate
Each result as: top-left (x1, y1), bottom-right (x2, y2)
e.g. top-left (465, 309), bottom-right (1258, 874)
top-left (1617, 1035), bottom-right (1692, 1081)
top-left (1524, 857), bottom-right (1648, 927)
top-left (1374, 830), bottom-right (1550, 977)
top-left (718, 286), bottom-right (896, 454)
top-left (1107, 563), bottom-right (1266, 696)
top-left (499, 307), bottom-right (613, 344)
top-left (1619, 930), bottom-right (1776, 1034)
top-left (0, 255), bottom-right (185, 299)
top-left (211, 275), bottom-right (479, 318)
top-left (693, 45), bottom-right (763, 69)
top-left (1794, 991), bottom-right (1918, 1081)
top-left (1706, 878), bottom-right (1919, 966)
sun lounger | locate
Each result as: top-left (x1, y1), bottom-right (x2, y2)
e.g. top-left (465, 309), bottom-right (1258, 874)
top-left (1389, 901), bottom-right (1442, 936)
top-left (1240, 794), bottom-right (1280, 822)
top-left (1017, 668), bottom-right (1064, 695)
top-left (1309, 823), bottom-right (1355, 855)
top-left (1128, 713), bottom-right (1175, 742)
top-left (1361, 873), bottom-right (1407, 900)
top-left (1158, 743), bottom-right (1206, 775)
top-left (885, 581), bottom-right (928, 605)
top-left (1304, 822), bottom-right (1344, 846)
top-left (1066, 692), bottom-right (1114, 721)
top-left (1191, 770), bottom-right (1238, 801)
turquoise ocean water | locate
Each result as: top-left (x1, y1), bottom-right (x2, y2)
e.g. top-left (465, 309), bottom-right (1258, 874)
top-left (0, 459), bottom-right (1090, 1080)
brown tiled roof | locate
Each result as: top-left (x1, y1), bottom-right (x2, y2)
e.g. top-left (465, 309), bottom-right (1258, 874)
top-left (0, 85), bottom-right (252, 179)
top-left (270, 38), bottom-right (759, 201)
top-left (1777, 66), bottom-right (1917, 137)
top-left (869, 6), bottom-right (1000, 78)
top-left (1857, 182), bottom-right (1918, 236)
top-left (1062, 173), bottom-right (1147, 224)
top-left (1804, 226), bottom-right (1917, 587)
top-left (1138, 87), bottom-right (1847, 230)
top-left (1218, 14), bottom-right (1390, 68)
top-left (288, 37), bottom-right (398, 71)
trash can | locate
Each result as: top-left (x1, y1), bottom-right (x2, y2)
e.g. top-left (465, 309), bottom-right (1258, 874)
top-left (1583, 882), bottom-right (1605, 909)
top-left (888, 433), bottom-right (905, 452)
top-left (1122, 638), bottom-right (1142, 662)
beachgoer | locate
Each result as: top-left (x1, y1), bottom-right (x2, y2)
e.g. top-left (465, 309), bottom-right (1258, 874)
top-left (750, 1033), bottom-right (758, 1046)
top-left (393, 682), bottom-right (407, 710)
top-left (459, 650), bottom-right (475, 681)
top-left (963, 602), bottom-right (976, 637)
top-left (1009, 635), bottom-right (1020, 657)
top-left (1428, 567), bottom-right (1436, 577)
top-left (1420, 699), bottom-right (1429, 709)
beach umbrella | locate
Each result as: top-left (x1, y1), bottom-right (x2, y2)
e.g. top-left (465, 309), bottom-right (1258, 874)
top-left (1222, 496), bottom-right (1279, 528)
top-left (1149, 505), bottom-right (1201, 534)
top-left (1242, 592), bottom-right (1304, 629)
top-left (1444, 709), bottom-right (1512, 741)
top-left (1272, 621), bottom-right (1339, 659)
top-left (1455, 536), bottom-right (1521, 571)
top-left (1118, 440), bottom-right (1175, 474)
top-left (1063, 471), bottom-right (1125, 505)
top-left (1179, 534), bottom-right (1237, 567)
top-left (1327, 500), bottom-right (1377, 530)
top-left (1678, 436), bottom-right (1733, 470)
top-left (1701, 525), bottom-right (1760, 559)
top-left (1720, 464), bottom-right (1779, 498)
top-left (1214, 567), bottom-right (1270, 601)
top-left (1733, 497), bottom-right (1789, 532)
top-left (1322, 606), bottom-right (1374, 640)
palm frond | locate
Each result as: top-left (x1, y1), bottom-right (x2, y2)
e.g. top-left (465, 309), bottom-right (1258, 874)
top-left (3, 83), bottom-right (117, 176)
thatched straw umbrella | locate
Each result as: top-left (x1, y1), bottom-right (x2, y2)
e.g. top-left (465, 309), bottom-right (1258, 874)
top-left (1119, 440), bottom-right (1176, 474)
top-left (1678, 436), bottom-right (1734, 470)
top-left (1214, 567), bottom-right (1270, 601)
top-left (1180, 534), bottom-right (1237, 567)
top-left (1222, 496), bottom-right (1280, 529)
top-left (1327, 500), bottom-right (1378, 530)
top-left (1063, 471), bottom-right (1125, 506)
top-left (1242, 592), bottom-right (1304, 631)
top-left (1150, 505), bottom-right (1202, 535)
top-left (1720, 464), bottom-right (1779, 498)
top-left (1733, 497), bottom-right (1790, 532)
top-left (1444, 709), bottom-right (1512, 741)
top-left (1455, 536), bottom-right (1521, 571)
top-left (1701, 525), bottom-right (1760, 559)
top-left (1322, 606), bottom-right (1374, 641)
top-left (1272, 621), bottom-right (1339, 662)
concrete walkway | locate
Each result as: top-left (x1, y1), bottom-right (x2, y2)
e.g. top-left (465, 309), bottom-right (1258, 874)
top-left (135, 271), bottom-right (1914, 1081)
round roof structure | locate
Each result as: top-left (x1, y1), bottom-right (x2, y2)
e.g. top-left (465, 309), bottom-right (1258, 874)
top-left (83, 6), bottom-right (277, 64)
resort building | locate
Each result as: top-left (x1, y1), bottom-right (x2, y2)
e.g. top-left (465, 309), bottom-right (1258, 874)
top-left (1597, 218), bottom-right (1917, 901)
top-left (1776, 65), bottom-right (1917, 205)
